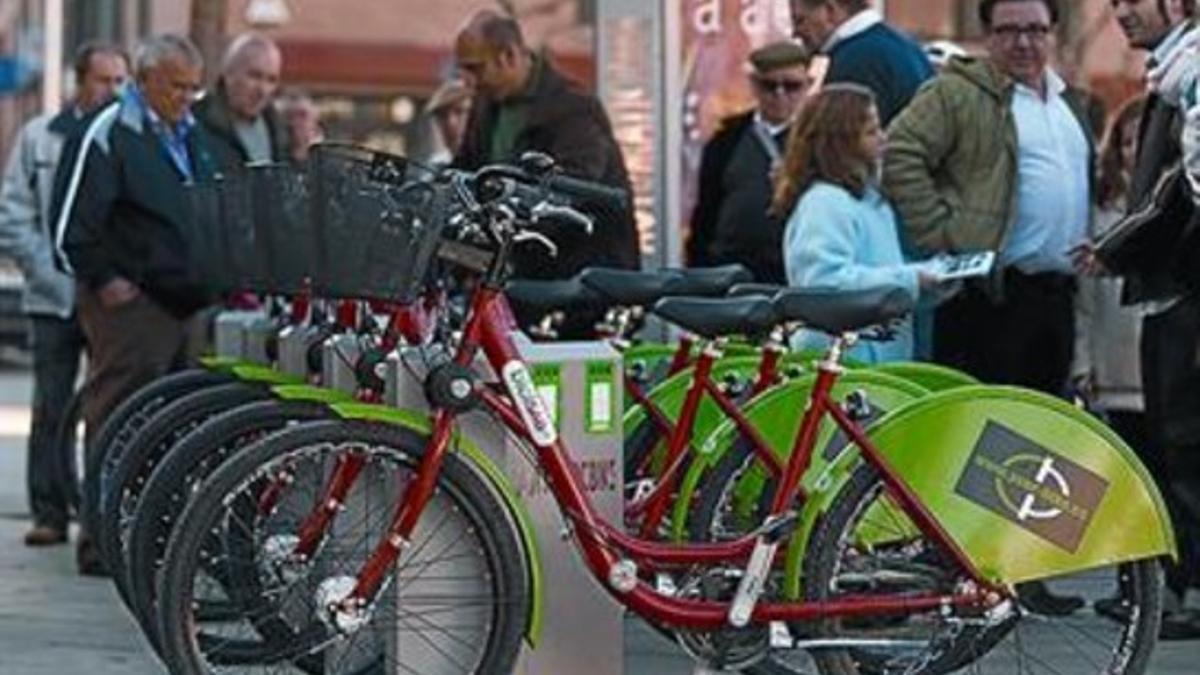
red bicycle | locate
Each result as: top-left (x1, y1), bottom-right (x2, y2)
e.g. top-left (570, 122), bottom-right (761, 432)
top-left (154, 156), bottom-right (1166, 675)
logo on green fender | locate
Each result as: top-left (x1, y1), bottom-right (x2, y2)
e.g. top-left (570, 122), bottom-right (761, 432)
top-left (953, 422), bottom-right (1109, 553)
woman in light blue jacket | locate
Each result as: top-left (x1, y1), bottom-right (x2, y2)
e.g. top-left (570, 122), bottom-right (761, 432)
top-left (772, 84), bottom-right (935, 364)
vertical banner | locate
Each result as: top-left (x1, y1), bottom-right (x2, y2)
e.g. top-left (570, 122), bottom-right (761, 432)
top-left (678, 0), bottom-right (793, 256)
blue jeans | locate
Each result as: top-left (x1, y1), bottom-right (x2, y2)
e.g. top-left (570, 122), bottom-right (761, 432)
top-left (26, 315), bottom-right (85, 530)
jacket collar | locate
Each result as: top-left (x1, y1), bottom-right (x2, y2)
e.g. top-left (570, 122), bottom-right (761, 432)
top-left (118, 84), bottom-right (197, 138)
top-left (822, 9), bottom-right (883, 53)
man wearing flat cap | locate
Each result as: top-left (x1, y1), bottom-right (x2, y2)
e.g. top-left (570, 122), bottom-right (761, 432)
top-left (686, 41), bottom-right (809, 283)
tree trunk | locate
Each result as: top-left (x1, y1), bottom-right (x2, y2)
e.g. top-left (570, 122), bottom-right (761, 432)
top-left (189, 0), bottom-right (228, 85)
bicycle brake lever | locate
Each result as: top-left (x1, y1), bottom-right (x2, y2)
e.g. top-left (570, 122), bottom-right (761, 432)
top-left (513, 230), bottom-right (559, 258)
top-left (531, 202), bottom-right (594, 235)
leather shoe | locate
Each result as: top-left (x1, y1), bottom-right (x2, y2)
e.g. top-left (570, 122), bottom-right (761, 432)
top-left (1160, 609), bottom-right (1200, 641)
top-left (1016, 580), bottom-right (1085, 616)
top-left (75, 535), bottom-right (107, 577)
top-left (23, 525), bottom-right (67, 547)
top-left (1094, 596), bottom-right (1131, 624)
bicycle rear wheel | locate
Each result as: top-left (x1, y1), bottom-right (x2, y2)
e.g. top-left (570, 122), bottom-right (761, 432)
top-left (156, 419), bottom-right (530, 674)
top-left (801, 463), bottom-right (1163, 675)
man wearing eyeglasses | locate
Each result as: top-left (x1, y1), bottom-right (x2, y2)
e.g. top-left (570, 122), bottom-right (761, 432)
top-left (54, 34), bottom-right (220, 574)
top-left (884, 0), bottom-right (1096, 616)
top-left (686, 42), bottom-right (810, 284)
top-left (789, 0), bottom-right (932, 124)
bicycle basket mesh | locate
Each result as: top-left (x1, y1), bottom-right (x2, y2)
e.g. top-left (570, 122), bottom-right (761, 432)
top-left (308, 145), bottom-right (446, 303)
top-left (247, 163), bottom-right (315, 294)
top-left (184, 178), bottom-right (269, 293)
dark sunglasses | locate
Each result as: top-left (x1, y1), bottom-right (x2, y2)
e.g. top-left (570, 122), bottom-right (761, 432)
top-left (753, 76), bottom-right (807, 95)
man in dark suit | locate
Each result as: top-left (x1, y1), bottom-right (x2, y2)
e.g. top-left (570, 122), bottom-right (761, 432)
top-left (788, 0), bottom-right (932, 124)
top-left (686, 41), bottom-right (810, 284)
top-left (453, 10), bottom-right (638, 282)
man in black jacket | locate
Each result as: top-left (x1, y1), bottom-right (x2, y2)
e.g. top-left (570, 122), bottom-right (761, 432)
top-left (453, 10), bottom-right (639, 283)
top-left (686, 41), bottom-right (809, 283)
top-left (55, 35), bottom-right (218, 570)
top-left (194, 32), bottom-right (290, 170)
top-left (1103, 0), bottom-right (1200, 640)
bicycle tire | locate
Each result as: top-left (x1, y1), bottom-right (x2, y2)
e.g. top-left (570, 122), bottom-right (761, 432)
top-left (802, 463), bottom-right (1163, 675)
top-left (157, 419), bottom-right (530, 675)
top-left (82, 369), bottom-right (232, 547)
top-left (99, 381), bottom-right (271, 605)
top-left (127, 398), bottom-right (334, 650)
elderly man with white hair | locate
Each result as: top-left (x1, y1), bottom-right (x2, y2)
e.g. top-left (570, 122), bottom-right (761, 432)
top-left (54, 33), bottom-right (220, 573)
top-left (194, 32), bottom-right (290, 169)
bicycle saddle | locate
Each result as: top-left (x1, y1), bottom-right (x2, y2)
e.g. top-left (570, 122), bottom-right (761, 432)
top-left (672, 264), bottom-right (753, 295)
top-left (728, 282), bottom-right (783, 298)
top-left (581, 268), bottom-right (687, 307)
top-left (506, 275), bottom-right (604, 317)
top-left (651, 295), bottom-right (778, 339)
top-left (581, 264), bottom-right (752, 307)
top-left (771, 286), bottom-right (914, 335)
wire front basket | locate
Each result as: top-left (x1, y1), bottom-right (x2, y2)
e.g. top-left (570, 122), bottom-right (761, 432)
top-left (308, 144), bottom-right (447, 303)
top-left (184, 144), bottom-right (447, 303)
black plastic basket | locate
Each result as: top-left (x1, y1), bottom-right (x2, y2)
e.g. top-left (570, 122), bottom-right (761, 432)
top-left (308, 144), bottom-right (446, 303)
top-left (247, 163), bottom-right (316, 294)
top-left (184, 178), bottom-right (270, 294)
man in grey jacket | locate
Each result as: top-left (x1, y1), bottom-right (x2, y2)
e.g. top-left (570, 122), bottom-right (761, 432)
top-left (0, 42), bottom-right (127, 547)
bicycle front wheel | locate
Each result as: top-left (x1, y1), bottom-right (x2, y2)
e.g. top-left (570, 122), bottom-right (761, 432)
top-left (156, 419), bottom-right (530, 675)
top-left (802, 463), bottom-right (1163, 675)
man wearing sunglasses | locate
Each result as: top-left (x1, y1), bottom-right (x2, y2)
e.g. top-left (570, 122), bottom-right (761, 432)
top-left (687, 41), bottom-right (810, 284)
top-left (789, 0), bottom-right (932, 124)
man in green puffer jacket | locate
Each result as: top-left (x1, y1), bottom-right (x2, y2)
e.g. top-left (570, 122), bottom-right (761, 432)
top-left (883, 0), bottom-right (1093, 396)
top-left (883, 0), bottom-right (1096, 618)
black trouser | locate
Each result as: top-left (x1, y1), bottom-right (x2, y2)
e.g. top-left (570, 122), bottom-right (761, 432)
top-left (934, 269), bottom-right (1075, 396)
top-left (26, 314), bottom-right (86, 531)
top-left (1141, 296), bottom-right (1200, 595)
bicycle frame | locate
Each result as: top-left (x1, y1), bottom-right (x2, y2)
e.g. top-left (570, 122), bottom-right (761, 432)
top-left (339, 286), bottom-right (1004, 630)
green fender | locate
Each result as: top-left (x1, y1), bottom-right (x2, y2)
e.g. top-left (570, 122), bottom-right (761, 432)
top-left (270, 384), bottom-right (355, 404)
top-left (873, 361), bottom-right (979, 392)
top-left (782, 385), bottom-right (1177, 597)
top-left (200, 356), bottom-right (304, 386)
top-left (671, 370), bottom-right (929, 540)
top-left (622, 349), bottom-right (828, 440)
top-left (328, 402), bottom-right (546, 647)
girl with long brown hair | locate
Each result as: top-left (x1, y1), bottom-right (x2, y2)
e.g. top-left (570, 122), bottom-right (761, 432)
top-left (773, 84), bottom-right (936, 363)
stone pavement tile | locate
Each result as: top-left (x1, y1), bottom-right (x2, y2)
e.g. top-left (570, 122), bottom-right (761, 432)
top-left (0, 518), bottom-right (161, 675)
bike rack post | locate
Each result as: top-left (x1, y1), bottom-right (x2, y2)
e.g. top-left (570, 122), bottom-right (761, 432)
top-left (385, 331), bottom-right (626, 674)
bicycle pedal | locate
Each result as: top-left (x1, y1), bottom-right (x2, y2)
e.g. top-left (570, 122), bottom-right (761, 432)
top-left (655, 573), bottom-right (678, 596)
top-left (769, 621), bottom-right (795, 649)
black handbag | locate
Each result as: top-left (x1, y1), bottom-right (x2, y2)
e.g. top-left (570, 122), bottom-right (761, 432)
top-left (1096, 163), bottom-right (1192, 275)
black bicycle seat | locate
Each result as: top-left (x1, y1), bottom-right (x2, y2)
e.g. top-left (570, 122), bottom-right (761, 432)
top-left (728, 282), bottom-right (784, 298)
top-left (506, 276), bottom-right (604, 317)
top-left (671, 264), bottom-right (753, 296)
top-left (580, 268), bottom-right (686, 307)
top-left (652, 295), bottom-right (778, 339)
top-left (771, 286), bottom-right (914, 335)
